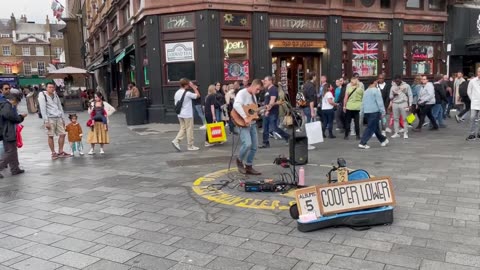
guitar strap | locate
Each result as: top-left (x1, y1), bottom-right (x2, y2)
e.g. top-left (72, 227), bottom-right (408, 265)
top-left (251, 94), bottom-right (257, 105)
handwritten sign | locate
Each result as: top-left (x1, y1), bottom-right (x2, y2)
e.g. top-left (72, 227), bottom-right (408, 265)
top-left (295, 186), bottom-right (322, 218)
top-left (269, 40), bottom-right (326, 49)
top-left (270, 16), bottom-right (326, 32)
top-left (337, 167), bottom-right (348, 183)
top-left (317, 177), bottom-right (395, 216)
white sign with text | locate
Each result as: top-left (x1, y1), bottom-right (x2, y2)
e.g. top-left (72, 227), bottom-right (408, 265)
top-left (165, 41), bottom-right (195, 63)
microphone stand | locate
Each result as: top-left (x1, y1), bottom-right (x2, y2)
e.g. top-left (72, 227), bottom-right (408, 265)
top-left (285, 102), bottom-right (302, 186)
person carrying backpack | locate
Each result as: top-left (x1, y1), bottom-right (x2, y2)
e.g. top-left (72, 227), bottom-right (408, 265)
top-left (456, 73), bottom-right (472, 123)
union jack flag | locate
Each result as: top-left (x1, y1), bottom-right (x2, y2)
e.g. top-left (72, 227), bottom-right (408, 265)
top-left (352, 42), bottom-right (378, 60)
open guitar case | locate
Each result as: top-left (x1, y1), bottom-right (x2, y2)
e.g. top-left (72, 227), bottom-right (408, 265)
top-left (290, 170), bottom-right (394, 232)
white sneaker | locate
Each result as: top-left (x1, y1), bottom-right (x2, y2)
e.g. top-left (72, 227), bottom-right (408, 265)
top-left (403, 133), bottom-right (408, 139)
top-left (188, 146), bottom-right (200, 151)
top-left (199, 125), bottom-right (207, 130)
top-left (273, 131), bottom-right (282, 140)
top-left (381, 139), bottom-right (389, 147)
top-left (391, 133), bottom-right (400, 138)
top-left (381, 131), bottom-right (386, 136)
top-left (88, 149), bottom-right (94, 155)
top-left (205, 142), bottom-right (214, 147)
top-left (358, 144), bottom-right (370, 149)
top-left (399, 128), bottom-right (405, 133)
top-left (100, 148), bottom-right (105, 154)
top-left (79, 151), bottom-right (84, 156)
top-left (350, 131), bottom-right (356, 136)
top-left (308, 145), bottom-right (316, 150)
top-left (385, 127), bottom-right (392, 133)
top-left (172, 140), bottom-right (181, 151)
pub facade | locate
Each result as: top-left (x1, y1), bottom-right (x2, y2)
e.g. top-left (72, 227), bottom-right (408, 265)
top-left (86, 0), bottom-right (451, 123)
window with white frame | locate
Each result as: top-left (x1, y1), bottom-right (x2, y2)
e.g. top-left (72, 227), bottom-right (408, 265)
top-left (2, 46), bottom-right (10, 56)
top-left (0, 34), bottom-right (10, 38)
top-left (54, 47), bottom-right (63, 58)
top-left (36, 47), bottom-right (44, 56)
top-left (23, 61), bottom-right (32, 75)
top-left (22, 47), bottom-right (31, 56)
top-left (3, 65), bottom-right (12, 74)
top-left (37, 62), bottom-right (45, 76)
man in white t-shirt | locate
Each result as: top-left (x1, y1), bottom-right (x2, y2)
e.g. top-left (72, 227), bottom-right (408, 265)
top-left (172, 78), bottom-right (201, 151)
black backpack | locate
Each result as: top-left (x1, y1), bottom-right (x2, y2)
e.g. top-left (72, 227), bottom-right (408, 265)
top-left (38, 91), bottom-right (48, 119)
top-left (459, 80), bottom-right (469, 98)
top-left (174, 90), bottom-right (187, 115)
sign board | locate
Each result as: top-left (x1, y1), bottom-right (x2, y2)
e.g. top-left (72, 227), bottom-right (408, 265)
top-left (316, 177), bottom-right (395, 216)
top-left (269, 40), bottom-right (326, 49)
top-left (295, 186), bottom-right (322, 218)
top-left (162, 13), bottom-right (194, 31)
top-left (165, 42), bottom-right (195, 63)
top-left (404, 23), bottom-right (443, 35)
top-left (342, 20), bottom-right (390, 33)
top-left (270, 16), bottom-right (326, 32)
top-left (337, 167), bottom-right (348, 183)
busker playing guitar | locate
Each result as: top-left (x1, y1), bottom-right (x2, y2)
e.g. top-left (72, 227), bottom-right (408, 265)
top-left (234, 79), bottom-right (264, 175)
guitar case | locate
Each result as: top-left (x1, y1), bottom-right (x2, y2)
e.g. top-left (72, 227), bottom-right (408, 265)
top-left (290, 169), bottom-right (394, 232)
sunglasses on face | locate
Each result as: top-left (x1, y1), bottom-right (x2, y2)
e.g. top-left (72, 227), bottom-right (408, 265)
top-left (3, 88), bottom-right (10, 90)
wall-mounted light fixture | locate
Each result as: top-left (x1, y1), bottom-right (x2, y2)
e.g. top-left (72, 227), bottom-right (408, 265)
top-left (335, 19), bottom-right (338, 24)
top-left (200, 14), bottom-right (203, 20)
top-left (260, 15), bottom-right (263, 21)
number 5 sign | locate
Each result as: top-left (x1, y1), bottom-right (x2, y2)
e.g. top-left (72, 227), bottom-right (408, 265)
top-left (294, 186), bottom-right (321, 218)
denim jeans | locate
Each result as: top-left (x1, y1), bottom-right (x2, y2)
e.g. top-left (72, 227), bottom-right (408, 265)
top-left (303, 107), bottom-right (313, 123)
top-left (321, 109), bottom-right (335, 136)
top-left (194, 104), bottom-right (206, 125)
top-left (262, 114), bottom-right (289, 144)
top-left (215, 108), bottom-right (221, 123)
top-left (431, 104), bottom-right (444, 126)
top-left (238, 125), bottom-right (258, 166)
top-left (360, 112), bottom-right (387, 145)
top-left (470, 110), bottom-right (480, 136)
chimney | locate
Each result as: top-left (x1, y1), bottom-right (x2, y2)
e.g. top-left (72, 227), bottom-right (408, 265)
top-left (20, 15), bottom-right (27, 23)
top-left (10, 13), bottom-right (16, 29)
top-left (46, 15), bottom-right (50, 25)
top-left (46, 15), bottom-right (51, 39)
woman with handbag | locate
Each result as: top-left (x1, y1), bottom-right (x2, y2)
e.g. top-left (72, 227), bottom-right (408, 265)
top-left (343, 77), bottom-right (364, 140)
top-left (87, 92), bottom-right (115, 154)
top-left (205, 85), bottom-right (218, 147)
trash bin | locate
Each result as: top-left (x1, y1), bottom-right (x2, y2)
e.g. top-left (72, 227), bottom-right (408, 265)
top-left (123, 97), bottom-right (148, 125)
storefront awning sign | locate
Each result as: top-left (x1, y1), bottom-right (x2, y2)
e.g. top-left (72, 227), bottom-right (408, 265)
top-left (165, 41), bottom-right (195, 63)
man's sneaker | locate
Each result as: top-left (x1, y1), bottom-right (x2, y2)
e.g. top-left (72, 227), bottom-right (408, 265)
top-left (381, 131), bottom-right (386, 136)
top-left (79, 151), bottom-right (84, 156)
top-left (358, 144), bottom-right (370, 149)
top-left (466, 135), bottom-right (476, 141)
top-left (403, 133), bottom-right (409, 139)
top-left (11, 169), bottom-right (25, 176)
top-left (172, 141), bottom-right (181, 151)
top-left (88, 149), bottom-right (94, 155)
top-left (188, 146), bottom-right (200, 151)
top-left (205, 142), bottom-right (214, 147)
top-left (259, 144), bottom-right (270, 149)
top-left (476, 118), bottom-right (480, 122)
top-left (308, 145), bottom-right (316, 150)
top-left (423, 122), bottom-right (429, 127)
top-left (385, 127), bottom-right (392, 133)
top-left (455, 115), bottom-right (461, 123)
top-left (391, 133), bottom-right (400, 138)
top-left (381, 139), bottom-right (390, 147)
top-left (199, 125), bottom-right (207, 130)
top-left (51, 152), bottom-right (58, 160)
top-left (273, 131), bottom-right (282, 140)
top-left (269, 132), bottom-right (274, 138)
top-left (350, 131), bottom-right (356, 136)
top-left (399, 129), bottom-right (405, 133)
top-left (58, 152), bottom-right (72, 158)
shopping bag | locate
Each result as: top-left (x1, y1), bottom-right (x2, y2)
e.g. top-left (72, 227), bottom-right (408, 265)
top-left (16, 124), bottom-right (23, 148)
top-left (388, 114), bottom-right (405, 128)
top-left (305, 121), bottom-right (324, 144)
top-left (406, 113), bottom-right (416, 125)
top-left (207, 122), bottom-right (227, 143)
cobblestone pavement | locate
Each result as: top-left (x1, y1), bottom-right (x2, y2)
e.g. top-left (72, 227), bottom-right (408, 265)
top-left (0, 103), bottom-right (479, 270)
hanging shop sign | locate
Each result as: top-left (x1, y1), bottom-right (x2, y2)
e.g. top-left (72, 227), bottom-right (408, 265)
top-left (269, 16), bottom-right (326, 32)
top-left (342, 20), bottom-right (390, 33)
top-left (162, 13), bottom-right (194, 31)
top-left (269, 40), bottom-right (326, 49)
top-left (224, 60), bottom-right (249, 81)
top-left (404, 22), bottom-right (443, 35)
top-left (165, 41), bottom-right (195, 63)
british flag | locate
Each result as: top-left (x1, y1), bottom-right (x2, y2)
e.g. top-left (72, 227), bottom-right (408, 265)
top-left (352, 42), bottom-right (378, 60)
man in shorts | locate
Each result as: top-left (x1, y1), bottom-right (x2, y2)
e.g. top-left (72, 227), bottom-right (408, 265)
top-left (38, 82), bottom-right (72, 160)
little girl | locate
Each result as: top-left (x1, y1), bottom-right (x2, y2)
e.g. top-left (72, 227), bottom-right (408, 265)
top-left (65, 114), bottom-right (84, 156)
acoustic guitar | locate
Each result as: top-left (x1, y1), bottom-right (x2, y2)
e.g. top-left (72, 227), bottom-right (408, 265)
top-left (231, 101), bottom-right (284, 127)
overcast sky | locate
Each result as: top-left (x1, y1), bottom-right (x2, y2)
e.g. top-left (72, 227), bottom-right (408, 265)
top-left (1, 0), bottom-right (66, 24)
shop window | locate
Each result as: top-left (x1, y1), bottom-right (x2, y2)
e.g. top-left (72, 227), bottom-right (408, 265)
top-left (411, 44), bottom-right (434, 75)
top-left (37, 62), bottom-right (45, 76)
top-left (380, 0), bottom-right (391, 8)
top-left (224, 39), bottom-right (249, 60)
top-left (342, 41), bottom-right (348, 78)
top-left (167, 62), bottom-right (195, 82)
top-left (23, 61), bottom-right (31, 76)
top-left (403, 45), bottom-right (407, 76)
top-left (406, 0), bottom-right (422, 9)
top-left (352, 41), bottom-right (378, 77)
top-left (428, 0), bottom-right (445, 10)
top-left (3, 65), bottom-right (12, 74)
top-left (224, 39), bottom-right (250, 81)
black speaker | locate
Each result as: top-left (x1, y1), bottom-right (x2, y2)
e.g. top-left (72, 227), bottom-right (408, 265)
top-left (289, 135), bottom-right (308, 165)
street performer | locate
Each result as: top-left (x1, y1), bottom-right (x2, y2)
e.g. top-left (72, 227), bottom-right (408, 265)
top-left (234, 79), bottom-right (263, 175)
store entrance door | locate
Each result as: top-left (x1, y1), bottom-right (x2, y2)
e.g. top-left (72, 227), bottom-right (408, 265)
top-left (271, 53), bottom-right (322, 106)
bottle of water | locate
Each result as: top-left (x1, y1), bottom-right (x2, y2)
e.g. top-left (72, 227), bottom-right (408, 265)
top-left (298, 167), bottom-right (305, 186)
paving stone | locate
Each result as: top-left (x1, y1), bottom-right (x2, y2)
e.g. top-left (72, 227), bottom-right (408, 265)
top-left (384, 266), bottom-right (416, 270)
top-left (130, 230), bottom-right (171, 244)
top-left (23, 231), bottom-right (65, 245)
top-left (343, 236), bottom-right (393, 251)
top-left (0, 236), bottom-right (31, 249)
top-left (391, 244), bottom-right (446, 261)
top-left (2, 254), bottom-right (30, 267)
top-left (83, 259), bottom-right (135, 270)
top-left (0, 213), bottom-right (26, 223)
top-left (13, 218), bottom-right (50, 229)
top-left (129, 241), bottom-right (177, 258)
top-left (287, 248), bottom-right (333, 264)
top-left (306, 241), bottom-right (356, 257)
top-left (172, 238), bottom-right (219, 253)
top-left (164, 226), bottom-right (210, 240)
top-left (420, 259), bottom-right (478, 270)
top-left (2, 227), bottom-right (38, 238)
top-left (308, 264), bottom-right (346, 270)
top-left (203, 233), bottom-right (248, 247)
top-left (351, 248), bottom-right (370, 259)
top-left (67, 229), bottom-right (105, 242)
top-left (245, 252), bottom-right (298, 270)
top-left (90, 246), bottom-right (139, 263)
top-left (81, 244), bottom-right (107, 255)
top-left (127, 254), bottom-right (177, 270)
top-left (93, 234), bottom-right (133, 247)
top-left (51, 237), bottom-right (95, 252)
top-left (18, 243), bottom-right (67, 260)
top-left (166, 249), bottom-right (216, 266)
top-left (39, 224), bottom-right (74, 234)
top-left (327, 255), bottom-right (385, 270)
top-left (10, 257), bottom-right (60, 270)
top-left (231, 228), bottom-right (269, 240)
top-left (99, 207), bottom-right (134, 216)
top-left (364, 231), bottom-right (413, 245)
top-left (128, 220), bottom-right (167, 231)
top-left (206, 257), bottom-right (254, 270)
top-left (365, 250), bottom-right (422, 269)
top-left (446, 252), bottom-right (480, 267)
top-left (210, 245), bottom-right (254, 261)
top-left (51, 207), bottom-right (82, 215)
top-left (103, 225), bottom-right (138, 237)
top-left (263, 233), bottom-right (310, 248)
top-left (239, 239), bottom-right (281, 254)
top-left (50, 251), bottom-right (99, 269)
top-left (0, 248), bottom-right (21, 263)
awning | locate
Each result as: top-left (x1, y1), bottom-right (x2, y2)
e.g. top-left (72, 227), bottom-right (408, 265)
top-left (18, 77), bottom-right (53, 86)
top-left (115, 44), bottom-right (135, 63)
top-left (88, 60), bottom-right (110, 71)
top-left (466, 38), bottom-right (480, 48)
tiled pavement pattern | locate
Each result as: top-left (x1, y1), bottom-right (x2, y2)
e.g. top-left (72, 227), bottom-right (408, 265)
top-left (0, 102), bottom-right (479, 269)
